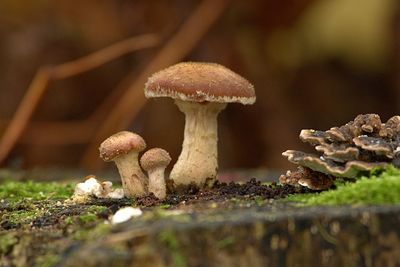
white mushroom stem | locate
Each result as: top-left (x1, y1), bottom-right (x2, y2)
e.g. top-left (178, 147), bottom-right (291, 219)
top-left (170, 100), bottom-right (227, 186)
top-left (147, 167), bottom-right (167, 199)
top-left (113, 151), bottom-right (147, 197)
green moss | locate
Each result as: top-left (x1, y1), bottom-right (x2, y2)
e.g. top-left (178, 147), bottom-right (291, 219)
top-left (76, 206), bottom-right (107, 224)
top-left (64, 217), bottom-right (73, 225)
top-left (253, 196), bottom-right (265, 206)
top-left (86, 205), bottom-right (108, 213)
top-left (158, 204), bottom-right (171, 209)
top-left (286, 166), bottom-right (400, 205)
top-left (34, 254), bottom-right (59, 267)
top-left (4, 209), bottom-right (44, 225)
top-left (159, 230), bottom-right (187, 267)
top-left (0, 232), bottom-right (18, 254)
top-left (78, 213), bottom-right (98, 224)
top-left (73, 223), bottom-right (111, 241)
top-left (217, 236), bottom-right (235, 248)
top-left (0, 181), bottom-right (74, 202)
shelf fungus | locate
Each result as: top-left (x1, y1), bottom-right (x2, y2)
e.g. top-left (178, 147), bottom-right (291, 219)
top-left (281, 114), bottom-right (400, 190)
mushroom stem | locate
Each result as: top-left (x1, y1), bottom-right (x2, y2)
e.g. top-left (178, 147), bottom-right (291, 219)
top-left (114, 151), bottom-right (147, 197)
top-left (170, 100), bottom-right (227, 186)
top-left (147, 167), bottom-right (167, 199)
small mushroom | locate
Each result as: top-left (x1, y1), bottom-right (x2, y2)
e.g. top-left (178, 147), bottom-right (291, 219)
top-left (140, 148), bottom-right (171, 199)
top-left (144, 62), bottom-right (255, 187)
top-left (99, 131), bottom-right (148, 197)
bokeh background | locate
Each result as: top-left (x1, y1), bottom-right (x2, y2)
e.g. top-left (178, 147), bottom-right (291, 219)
top-left (0, 0), bottom-right (399, 174)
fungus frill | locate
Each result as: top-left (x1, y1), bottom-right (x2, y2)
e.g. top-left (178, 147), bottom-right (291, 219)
top-left (281, 114), bottom-right (400, 190)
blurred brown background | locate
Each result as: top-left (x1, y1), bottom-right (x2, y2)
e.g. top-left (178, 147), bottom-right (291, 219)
top-left (0, 0), bottom-right (399, 173)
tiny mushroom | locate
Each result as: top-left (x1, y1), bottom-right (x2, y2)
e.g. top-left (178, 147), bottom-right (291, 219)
top-left (140, 148), bottom-right (171, 199)
top-left (144, 62), bottom-right (256, 187)
top-left (99, 131), bottom-right (148, 197)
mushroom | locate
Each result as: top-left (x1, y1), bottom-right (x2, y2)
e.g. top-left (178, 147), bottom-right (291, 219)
top-left (140, 148), bottom-right (171, 199)
top-left (144, 62), bottom-right (256, 187)
top-left (99, 131), bottom-right (148, 197)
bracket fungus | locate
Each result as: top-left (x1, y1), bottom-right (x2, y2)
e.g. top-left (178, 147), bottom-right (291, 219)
top-left (99, 131), bottom-right (148, 197)
top-left (140, 148), bottom-right (171, 199)
top-left (279, 166), bottom-right (334, 191)
top-left (144, 62), bottom-right (255, 187)
top-left (282, 114), bottom-right (400, 190)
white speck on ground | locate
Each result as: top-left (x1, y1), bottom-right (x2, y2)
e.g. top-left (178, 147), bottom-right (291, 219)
top-left (111, 207), bottom-right (143, 224)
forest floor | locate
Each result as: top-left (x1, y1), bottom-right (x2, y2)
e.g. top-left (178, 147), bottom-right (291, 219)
top-left (1, 168), bottom-right (400, 267)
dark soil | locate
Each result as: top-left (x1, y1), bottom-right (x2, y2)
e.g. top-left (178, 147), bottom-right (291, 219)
top-left (137, 178), bottom-right (311, 207)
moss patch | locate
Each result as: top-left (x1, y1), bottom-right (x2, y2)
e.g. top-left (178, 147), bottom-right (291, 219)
top-left (286, 166), bottom-right (400, 205)
top-left (159, 230), bottom-right (187, 267)
top-left (0, 180), bottom-right (74, 203)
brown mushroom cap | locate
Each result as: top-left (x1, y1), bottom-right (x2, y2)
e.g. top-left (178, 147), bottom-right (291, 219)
top-left (144, 62), bottom-right (256, 104)
top-left (99, 131), bottom-right (146, 161)
top-left (140, 148), bottom-right (171, 171)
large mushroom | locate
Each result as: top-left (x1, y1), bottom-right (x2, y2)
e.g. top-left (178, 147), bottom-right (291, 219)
top-left (99, 131), bottom-right (148, 197)
top-left (144, 62), bottom-right (256, 187)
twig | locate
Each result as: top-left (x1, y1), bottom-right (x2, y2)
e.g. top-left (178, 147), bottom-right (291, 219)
top-left (0, 34), bottom-right (160, 164)
top-left (0, 120), bottom-right (93, 145)
top-left (80, 0), bottom-right (232, 169)
top-left (0, 67), bottom-right (51, 163)
top-left (51, 34), bottom-right (160, 79)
